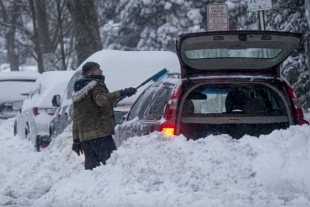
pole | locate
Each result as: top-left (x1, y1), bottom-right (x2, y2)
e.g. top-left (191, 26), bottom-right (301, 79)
top-left (258, 10), bottom-right (265, 30)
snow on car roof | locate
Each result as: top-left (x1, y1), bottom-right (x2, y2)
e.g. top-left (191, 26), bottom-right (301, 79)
top-left (75, 50), bottom-right (181, 105)
top-left (34, 71), bottom-right (75, 87)
top-left (22, 71), bottom-right (75, 109)
top-left (0, 71), bottom-right (40, 80)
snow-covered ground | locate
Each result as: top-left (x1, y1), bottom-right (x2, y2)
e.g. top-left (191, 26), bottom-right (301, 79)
top-left (0, 118), bottom-right (310, 207)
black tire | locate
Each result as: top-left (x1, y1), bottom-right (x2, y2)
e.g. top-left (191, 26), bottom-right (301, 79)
top-left (35, 136), bottom-right (40, 152)
top-left (25, 122), bottom-right (30, 140)
top-left (13, 121), bottom-right (17, 136)
top-left (49, 126), bottom-right (54, 139)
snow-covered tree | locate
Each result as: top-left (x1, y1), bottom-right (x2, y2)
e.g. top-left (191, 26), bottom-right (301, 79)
top-left (266, 0), bottom-right (310, 108)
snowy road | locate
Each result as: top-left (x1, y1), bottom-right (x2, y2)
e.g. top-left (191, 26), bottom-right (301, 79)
top-left (0, 118), bottom-right (310, 207)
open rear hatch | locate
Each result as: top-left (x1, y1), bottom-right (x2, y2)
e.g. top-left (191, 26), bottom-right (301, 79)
top-left (176, 31), bottom-right (303, 78)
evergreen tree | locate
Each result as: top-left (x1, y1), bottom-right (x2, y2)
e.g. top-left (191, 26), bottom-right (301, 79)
top-left (100, 0), bottom-right (257, 51)
top-left (266, 0), bottom-right (310, 108)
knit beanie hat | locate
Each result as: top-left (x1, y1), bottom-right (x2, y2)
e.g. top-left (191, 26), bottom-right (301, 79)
top-left (82, 62), bottom-right (100, 76)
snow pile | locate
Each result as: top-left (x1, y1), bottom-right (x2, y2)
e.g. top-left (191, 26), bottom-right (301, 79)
top-left (0, 118), bottom-right (310, 206)
top-left (0, 119), bottom-right (83, 206)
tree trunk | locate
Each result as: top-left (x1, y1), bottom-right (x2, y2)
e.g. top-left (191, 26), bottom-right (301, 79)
top-left (66, 0), bottom-right (102, 66)
top-left (35, 0), bottom-right (54, 72)
top-left (56, 0), bottom-right (66, 70)
top-left (0, 0), bottom-right (21, 71)
top-left (29, 0), bottom-right (44, 73)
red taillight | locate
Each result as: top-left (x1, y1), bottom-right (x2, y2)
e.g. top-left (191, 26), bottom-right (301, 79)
top-left (33, 107), bottom-right (39, 116)
top-left (160, 83), bottom-right (182, 135)
top-left (160, 120), bottom-right (176, 136)
top-left (45, 108), bottom-right (56, 116)
top-left (286, 84), bottom-right (309, 125)
top-left (41, 144), bottom-right (49, 148)
top-left (33, 107), bottom-right (57, 116)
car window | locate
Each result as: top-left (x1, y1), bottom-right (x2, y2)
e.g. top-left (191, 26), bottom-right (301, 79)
top-left (136, 88), bottom-right (157, 118)
top-left (147, 87), bottom-right (173, 119)
top-left (67, 73), bottom-right (82, 99)
top-left (30, 87), bottom-right (40, 98)
top-left (127, 91), bottom-right (147, 121)
top-left (182, 83), bottom-right (287, 116)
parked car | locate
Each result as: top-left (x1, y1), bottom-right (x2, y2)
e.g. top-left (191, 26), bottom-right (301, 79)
top-left (14, 70), bottom-right (75, 151)
top-left (49, 70), bottom-right (82, 139)
top-left (0, 72), bottom-right (39, 119)
top-left (49, 70), bottom-right (131, 139)
top-left (49, 50), bottom-right (180, 139)
top-left (115, 31), bottom-right (309, 146)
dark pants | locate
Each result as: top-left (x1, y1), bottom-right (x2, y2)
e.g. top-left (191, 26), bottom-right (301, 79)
top-left (81, 135), bottom-right (117, 170)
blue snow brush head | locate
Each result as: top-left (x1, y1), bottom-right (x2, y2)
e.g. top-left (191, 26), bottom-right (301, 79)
top-left (152, 68), bottom-right (169, 83)
top-left (138, 68), bottom-right (169, 88)
top-left (114, 68), bottom-right (170, 107)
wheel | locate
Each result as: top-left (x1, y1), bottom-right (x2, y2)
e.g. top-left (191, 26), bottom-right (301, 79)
top-left (13, 121), bottom-right (17, 136)
top-left (35, 136), bottom-right (40, 152)
top-left (49, 126), bottom-right (54, 139)
top-left (25, 122), bottom-right (30, 140)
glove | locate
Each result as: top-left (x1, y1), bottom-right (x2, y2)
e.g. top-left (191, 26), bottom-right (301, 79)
top-left (72, 139), bottom-right (83, 156)
top-left (120, 87), bottom-right (137, 97)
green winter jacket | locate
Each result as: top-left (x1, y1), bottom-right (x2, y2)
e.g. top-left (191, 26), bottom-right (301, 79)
top-left (72, 78), bottom-right (121, 142)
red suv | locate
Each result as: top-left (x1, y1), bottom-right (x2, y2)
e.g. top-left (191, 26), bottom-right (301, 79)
top-left (115, 31), bottom-right (309, 145)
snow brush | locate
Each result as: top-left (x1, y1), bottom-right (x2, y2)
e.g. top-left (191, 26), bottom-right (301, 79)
top-left (114, 68), bottom-right (169, 107)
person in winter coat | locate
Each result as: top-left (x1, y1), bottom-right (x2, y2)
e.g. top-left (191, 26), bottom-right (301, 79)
top-left (71, 62), bottom-right (137, 170)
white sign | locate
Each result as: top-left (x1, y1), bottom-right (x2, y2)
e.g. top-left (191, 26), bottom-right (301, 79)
top-left (247, 0), bottom-right (272, 12)
top-left (207, 4), bottom-right (229, 31)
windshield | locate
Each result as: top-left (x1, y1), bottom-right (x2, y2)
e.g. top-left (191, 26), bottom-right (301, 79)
top-left (185, 48), bottom-right (283, 59)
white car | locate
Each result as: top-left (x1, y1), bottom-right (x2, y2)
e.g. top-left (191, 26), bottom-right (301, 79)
top-left (14, 70), bottom-right (75, 151)
top-left (0, 72), bottom-right (39, 119)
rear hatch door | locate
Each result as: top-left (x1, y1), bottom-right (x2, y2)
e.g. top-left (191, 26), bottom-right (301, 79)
top-left (176, 31), bottom-right (303, 78)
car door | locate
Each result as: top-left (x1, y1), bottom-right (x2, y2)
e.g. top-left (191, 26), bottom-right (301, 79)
top-left (58, 71), bottom-right (82, 134)
top-left (115, 89), bottom-right (149, 145)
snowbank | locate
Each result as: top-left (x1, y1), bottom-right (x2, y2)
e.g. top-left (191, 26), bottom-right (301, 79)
top-left (0, 118), bottom-right (310, 207)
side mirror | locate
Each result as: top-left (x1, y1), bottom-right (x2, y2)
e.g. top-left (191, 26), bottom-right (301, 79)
top-left (52, 95), bottom-right (61, 107)
top-left (114, 111), bottom-right (124, 125)
top-left (12, 101), bottom-right (23, 110)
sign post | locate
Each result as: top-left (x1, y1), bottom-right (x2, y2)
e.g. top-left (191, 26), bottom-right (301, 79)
top-left (207, 4), bottom-right (229, 31)
top-left (247, 0), bottom-right (273, 30)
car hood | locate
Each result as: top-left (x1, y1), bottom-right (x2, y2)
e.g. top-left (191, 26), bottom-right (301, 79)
top-left (176, 30), bottom-right (303, 78)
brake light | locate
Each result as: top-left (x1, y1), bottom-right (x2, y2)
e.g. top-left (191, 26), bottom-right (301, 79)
top-left (160, 120), bottom-right (176, 136)
top-left (286, 84), bottom-right (309, 125)
top-left (33, 107), bottom-right (39, 116)
top-left (162, 128), bottom-right (175, 136)
top-left (160, 83), bottom-right (182, 135)
top-left (33, 107), bottom-right (57, 116)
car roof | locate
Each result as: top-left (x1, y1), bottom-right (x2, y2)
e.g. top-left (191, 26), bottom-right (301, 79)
top-left (34, 71), bottom-right (75, 86)
top-left (74, 50), bottom-right (181, 105)
top-left (0, 71), bottom-right (40, 81)
top-left (22, 71), bottom-right (75, 109)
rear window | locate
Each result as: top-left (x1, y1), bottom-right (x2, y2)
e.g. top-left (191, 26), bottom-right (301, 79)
top-left (0, 80), bottom-right (36, 100)
top-left (181, 83), bottom-right (287, 117)
top-left (185, 48), bottom-right (282, 59)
